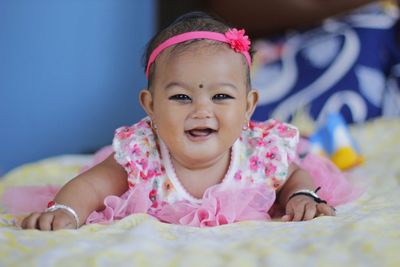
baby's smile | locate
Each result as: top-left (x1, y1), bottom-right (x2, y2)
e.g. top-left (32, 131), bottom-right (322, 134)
top-left (185, 127), bottom-right (217, 142)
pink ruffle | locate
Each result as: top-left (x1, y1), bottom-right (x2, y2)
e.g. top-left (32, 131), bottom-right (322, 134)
top-left (152, 184), bottom-right (275, 227)
top-left (297, 153), bottom-right (364, 207)
top-left (86, 183), bottom-right (275, 227)
top-left (86, 183), bottom-right (152, 224)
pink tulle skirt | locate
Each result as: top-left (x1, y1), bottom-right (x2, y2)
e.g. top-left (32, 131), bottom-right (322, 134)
top-left (86, 182), bottom-right (275, 227)
top-left (1, 144), bottom-right (364, 227)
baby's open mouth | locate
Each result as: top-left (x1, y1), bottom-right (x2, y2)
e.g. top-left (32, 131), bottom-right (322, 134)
top-left (185, 128), bottom-right (216, 137)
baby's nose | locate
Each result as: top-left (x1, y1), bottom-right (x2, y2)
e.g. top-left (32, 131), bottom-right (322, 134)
top-left (191, 100), bottom-right (213, 119)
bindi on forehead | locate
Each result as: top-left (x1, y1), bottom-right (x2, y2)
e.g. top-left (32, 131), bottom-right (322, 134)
top-left (198, 84), bottom-right (204, 88)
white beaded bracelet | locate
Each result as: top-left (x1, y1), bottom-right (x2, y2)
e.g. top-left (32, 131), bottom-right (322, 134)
top-left (45, 201), bottom-right (80, 229)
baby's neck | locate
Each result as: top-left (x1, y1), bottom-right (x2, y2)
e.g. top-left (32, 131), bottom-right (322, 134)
top-left (171, 151), bottom-right (231, 199)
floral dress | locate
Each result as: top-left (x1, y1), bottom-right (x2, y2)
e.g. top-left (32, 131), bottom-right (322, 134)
top-left (86, 117), bottom-right (299, 227)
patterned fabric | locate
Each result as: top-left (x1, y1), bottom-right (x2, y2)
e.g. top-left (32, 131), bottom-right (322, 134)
top-left (251, 3), bottom-right (400, 124)
top-left (112, 117), bottom-right (299, 211)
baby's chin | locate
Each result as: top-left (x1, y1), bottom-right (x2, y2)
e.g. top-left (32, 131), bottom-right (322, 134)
top-left (180, 150), bottom-right (229, 168)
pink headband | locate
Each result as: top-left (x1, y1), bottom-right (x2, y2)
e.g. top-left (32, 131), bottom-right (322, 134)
top-left (146, 28), bottom-right (251, 78)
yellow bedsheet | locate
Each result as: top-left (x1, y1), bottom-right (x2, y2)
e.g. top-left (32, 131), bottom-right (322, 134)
top-left (1, 118), bottom-right (399, 267)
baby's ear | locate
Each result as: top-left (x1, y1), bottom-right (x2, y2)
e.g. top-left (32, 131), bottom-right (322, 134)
top-left (139, 89), bottom-right (154, 117)
top-left (246, 89), bottom-right (259, 118)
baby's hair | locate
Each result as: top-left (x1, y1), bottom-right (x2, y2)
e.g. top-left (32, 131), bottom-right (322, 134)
top-left (143, 11), bottom-right (253, 89)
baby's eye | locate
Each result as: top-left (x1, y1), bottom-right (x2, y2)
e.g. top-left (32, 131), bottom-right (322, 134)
top-left (169, 94), bottom-right (191, 102)
top-left (212, 94), bottom-right (234, 100)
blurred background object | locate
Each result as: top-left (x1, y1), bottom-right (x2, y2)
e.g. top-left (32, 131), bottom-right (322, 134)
top-left (0, 0), bottom-right (155, 175)
top-left (250, 1), bottom-right (400, 124)
top-left (158, 0), bottom-right (377, 38)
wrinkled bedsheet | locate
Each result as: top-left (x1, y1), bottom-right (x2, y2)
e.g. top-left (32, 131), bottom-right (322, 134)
top-left (0, 118), bottom-right (399, 267)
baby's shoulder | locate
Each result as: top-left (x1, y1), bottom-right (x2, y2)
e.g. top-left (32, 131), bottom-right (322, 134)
top-left (113, 117), bottom-right (159, 150)
top-left (242, 119), bottom-right (299, 148)
top-left (233, 119), bottom-right (299, 188)
top-left (113, 117), bottom-right (160, 163)
top-left (114, 117), bottom-right (154, 141)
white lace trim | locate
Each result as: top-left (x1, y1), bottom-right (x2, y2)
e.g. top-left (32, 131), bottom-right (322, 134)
top-left (159, 137), bottom-right (239, 204)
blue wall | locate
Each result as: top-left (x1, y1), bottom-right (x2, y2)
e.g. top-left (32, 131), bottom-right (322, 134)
top-left (0, 0), bottom-right (155, 175)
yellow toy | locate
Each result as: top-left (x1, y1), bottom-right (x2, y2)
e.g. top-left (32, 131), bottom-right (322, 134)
top-left (309, 113), bottom-right (364, 170)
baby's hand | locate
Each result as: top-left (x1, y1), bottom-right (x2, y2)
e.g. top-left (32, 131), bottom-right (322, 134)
top-left (281, 195), bottom-right (335, 222)
top-left (21, 210), bottom-right (77, 231)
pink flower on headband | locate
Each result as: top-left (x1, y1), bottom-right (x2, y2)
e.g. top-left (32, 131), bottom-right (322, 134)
top-left (224, 28), bottom-right (251, 53)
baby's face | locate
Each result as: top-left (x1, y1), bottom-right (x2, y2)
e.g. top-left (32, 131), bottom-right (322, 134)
top-left (146, 43), bottom-right (255, 169)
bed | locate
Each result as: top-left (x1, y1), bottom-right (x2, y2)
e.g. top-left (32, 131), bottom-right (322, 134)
top-left (0, 117), bottom-right (399, 266)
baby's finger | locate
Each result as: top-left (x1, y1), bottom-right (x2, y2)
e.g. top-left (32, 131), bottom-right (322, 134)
top-left (52, 213), bottom-right (75, 230)
top-left (282, 214), bottom-right (293, 222)
top-left (38, 213), bottom-right (55, 231)
top-left (292, 204), bottom-right (306, 222)
top-left (303, 202), bottom-right (317, 221)
top-left (21, 212), bottom-right (41, 229)
top-left (282, 205), bottom-right (295, 222)
top-left (317, 204), bottom-right (336, 217)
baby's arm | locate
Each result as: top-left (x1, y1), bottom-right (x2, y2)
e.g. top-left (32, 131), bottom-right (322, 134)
top-left (277, 163), bottom-right (335, 221)
top-left (21, 154), bottom-right (128, 230)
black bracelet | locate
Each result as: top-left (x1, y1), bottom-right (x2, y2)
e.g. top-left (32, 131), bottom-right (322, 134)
top-left (288, 187), bottom-right (328, 204)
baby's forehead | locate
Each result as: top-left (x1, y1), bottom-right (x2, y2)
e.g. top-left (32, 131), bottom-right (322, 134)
top-left (149, 40), bottom-right (250, 91)
top-left (162, 40), bottom-right (229, 60)
top-left (157, 41), bottom-right (248, 70)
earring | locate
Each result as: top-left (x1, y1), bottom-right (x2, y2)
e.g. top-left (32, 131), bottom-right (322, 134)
top-left (242, 120), bottom-right (249, 131)
top-left (150, 120), bottom-right (157, 130)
